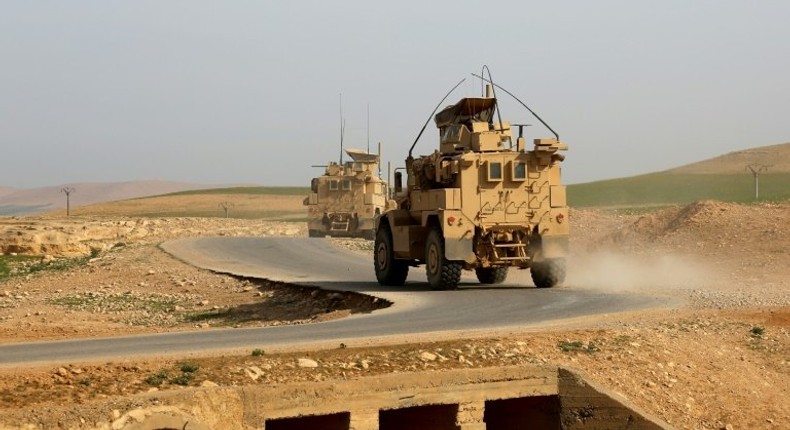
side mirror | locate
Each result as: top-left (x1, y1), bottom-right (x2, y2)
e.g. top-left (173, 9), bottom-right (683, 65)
top-left (394, 171), bottom-right (403, 194)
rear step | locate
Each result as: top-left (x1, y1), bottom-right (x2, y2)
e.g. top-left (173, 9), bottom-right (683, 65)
top-left (330, 220), bottom-right (350, 232)
top-left (491, 242), bottom-right (529, 262)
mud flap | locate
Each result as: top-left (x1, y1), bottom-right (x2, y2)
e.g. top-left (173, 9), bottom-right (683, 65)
top-left (357, 217), bottom-right (375, 233)
top-left (444, 236), bottom-right (476, 264)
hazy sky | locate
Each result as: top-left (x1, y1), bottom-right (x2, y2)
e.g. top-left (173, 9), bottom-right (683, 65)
top-left (2, 1), bottom-right (788, 188)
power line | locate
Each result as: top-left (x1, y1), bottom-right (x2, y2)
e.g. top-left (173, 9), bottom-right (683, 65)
top-left (61, 187), bottom-right (75, 216)
top-left (745, 164), bottom-right (770, 200)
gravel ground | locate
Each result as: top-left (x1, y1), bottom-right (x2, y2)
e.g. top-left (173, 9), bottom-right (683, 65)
top-left (0, 202), bottom-right (788, 429)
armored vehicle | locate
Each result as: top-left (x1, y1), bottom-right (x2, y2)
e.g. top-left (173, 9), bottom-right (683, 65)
top-left (305, 148), bottom-right (389, 239)
top-left (374, 76), bottom-right (569, 290)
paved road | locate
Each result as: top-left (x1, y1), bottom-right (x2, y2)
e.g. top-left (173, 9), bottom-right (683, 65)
top-left (0, 237), bottom-right (677, 366)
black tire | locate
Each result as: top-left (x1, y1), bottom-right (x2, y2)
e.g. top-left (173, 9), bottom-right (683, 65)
top-left (531, 258), bottom-right (566, 288)
top-left (361, 230), bottom-right (375, 241)
top-left (425, 227), bottom-right (462, 290)
top-left (374, 226), bottom-right (408, 286)
top-left (475, 267), bottom-right (509, 284)
top-left (308, 229), bottom-right (321, 238)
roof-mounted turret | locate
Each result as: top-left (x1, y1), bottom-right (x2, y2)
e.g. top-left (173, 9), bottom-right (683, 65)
top-left (434, 97), bottom-right (496, 129)
top-left (345, 148), bottom-right (379, 163)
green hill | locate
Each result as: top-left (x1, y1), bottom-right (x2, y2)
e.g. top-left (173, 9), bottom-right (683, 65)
top-left (568, 172), bottom-right (790, 207)
top-left (568, 142), bottom-right (790, 208)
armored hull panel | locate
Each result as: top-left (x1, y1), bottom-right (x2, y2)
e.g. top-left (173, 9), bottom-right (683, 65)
top-left (305, 148), bottom-right (388, 239)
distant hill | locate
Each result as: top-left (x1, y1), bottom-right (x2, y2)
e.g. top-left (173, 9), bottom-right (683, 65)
top-left (667, 142), bottom-right (790, 174)
top-left (569, 142), bottom-right (790, 207)
top-left (0, 180), bottom-right (255, 216)
top-left (70, 186), bottom-right (308, 219)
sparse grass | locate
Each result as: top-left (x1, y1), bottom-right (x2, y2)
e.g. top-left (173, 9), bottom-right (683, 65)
top-left (26, 257), bottom-right (82, 274)
top-left (0, 255), bottom-right (37, 279)
top-left (569, 172), bottom-right (790, 207)
top-left (145, 364), bottom-right (199, 387)
top-left (558, 340), bottom-right (599, 353)
top-left (613, 334), bottom-right (635, 345)
top-left (0, 204), bottom-right (53, 216)
top-left (130, 209), bottom-right (303, 219)
top-left (597, 206), bottom-right (674, 216)
top-left (251, 348), bottom-right (265, 357)
top-left (180, 362), bottom-right (200, 373)
top-left (47, 293), bottom-right (177, 313)
top-left (170, 373), bottom-right (194, 386)
top-left (144, 370), bottom-right (169, 386)
top-left (159, 186), bottom-right (309, 197)
top-left (70, 187), bottom-right (307, 218)
top-left (750, 326), bottom-right (765, 338)
top-left (0, 253), bottom-right (95, 280)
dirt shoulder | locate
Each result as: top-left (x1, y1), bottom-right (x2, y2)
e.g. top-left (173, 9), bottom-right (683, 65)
top-left (0, 202), bottom-right (788, 429)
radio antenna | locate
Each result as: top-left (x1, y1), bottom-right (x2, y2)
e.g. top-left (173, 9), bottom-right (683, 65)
top-left (471, 73), bottom-right (559, 140)
top-left (339, 93), bottom-right (346, 163)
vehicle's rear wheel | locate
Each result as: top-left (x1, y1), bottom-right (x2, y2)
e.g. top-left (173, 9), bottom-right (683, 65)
top-left (530, 258), bottom-right (566, 288)
top-left (374, 226), bottom-right (408, 286)
top-left (475, 267), bottom-right (509, 284)
top-left (425, 227), bottom-right (461, 290)
top-left (361, 230), bottom-right (375, 240)
top-left (308, 229), bottom-right (321, 238)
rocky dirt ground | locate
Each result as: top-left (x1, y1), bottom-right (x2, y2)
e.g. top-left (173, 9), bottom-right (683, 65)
top-left (0, 201), bottom-right (788, 429)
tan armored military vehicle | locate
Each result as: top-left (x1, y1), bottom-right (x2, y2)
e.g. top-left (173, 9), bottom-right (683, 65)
top-left (374, 77), bottom-right (569, 290)
top-left (305, 148), bottom-right (389, 239)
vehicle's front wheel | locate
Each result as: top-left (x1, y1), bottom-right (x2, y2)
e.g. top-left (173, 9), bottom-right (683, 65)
top-left (374, 226), bottom-right (408, 286)
top-left (530, 258), bottom-right (566, 288)
top-left (425, 228), bottom-right (462, 290)
top-left (475, 267), bottom-right (509, 284)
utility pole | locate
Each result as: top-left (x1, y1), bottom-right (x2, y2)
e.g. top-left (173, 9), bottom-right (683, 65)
top-left (745, 164), bottom-right (769, 200)
top-left (218, 201), bottom-right (234, 218)
top-left (61, 187), bottom-right (75, 216)
top-left (339, 93), bottom-right (345, 164)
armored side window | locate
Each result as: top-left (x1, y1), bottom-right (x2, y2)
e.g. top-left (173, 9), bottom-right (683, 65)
top-left (311, 178), bottom-right (319, 193)
top-left (329, 180), bottom-right (339, 190)
top-left (512, 161), bottom-right (527, 181)
top-left (487, 161), bottom-right (503, 182)
top-left (341, 179), bottom-right (351, 190)
top-left (442, 124), bottom-right (463, 143)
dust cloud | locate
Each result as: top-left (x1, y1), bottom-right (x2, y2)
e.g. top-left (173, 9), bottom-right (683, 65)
top-left (566, 249), bottom-right (715, 293)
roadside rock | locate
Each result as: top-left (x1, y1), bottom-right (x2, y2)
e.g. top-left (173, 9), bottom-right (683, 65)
top-left (297, 358), bottom-right (319, 368)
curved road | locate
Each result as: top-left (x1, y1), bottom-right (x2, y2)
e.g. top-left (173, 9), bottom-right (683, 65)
top-left (0, 237), bottom-right (677, 366)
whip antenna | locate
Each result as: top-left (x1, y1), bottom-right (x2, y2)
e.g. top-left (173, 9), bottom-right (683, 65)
top-left (471, 73), bottom-right (559, 140)
top-left (409, 78), bottom-right (466, 158)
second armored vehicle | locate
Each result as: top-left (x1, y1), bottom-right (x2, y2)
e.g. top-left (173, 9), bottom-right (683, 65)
top-left (374, 76), bottom-right (569, 290)
top-left (305, 148), bottom-right (389, 239)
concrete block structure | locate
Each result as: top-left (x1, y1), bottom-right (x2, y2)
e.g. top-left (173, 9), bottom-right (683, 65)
top-left (56, 366), bottom-right (674, 430)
